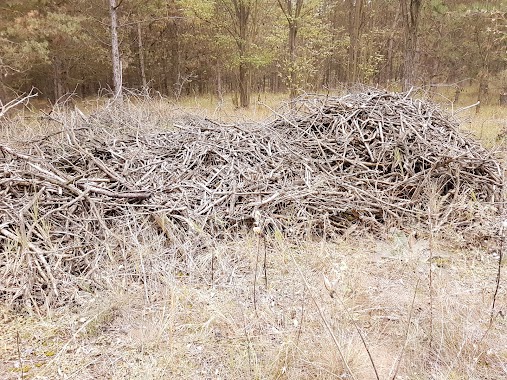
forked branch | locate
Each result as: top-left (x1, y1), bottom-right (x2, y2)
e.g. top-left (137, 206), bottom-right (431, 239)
top-left (0, 88), bottom-right (38, 118)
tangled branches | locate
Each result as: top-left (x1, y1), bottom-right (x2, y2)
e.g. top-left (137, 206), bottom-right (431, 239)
top-left (0, 90), bottom-right (503, 308)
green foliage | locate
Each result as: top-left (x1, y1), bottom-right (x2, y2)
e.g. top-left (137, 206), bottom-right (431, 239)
top-left (178, 0), bottom-right (216, 21)
top-left (430, 0), bottom-right (448, 15)
top-left (272, 0), bottom-right (334, 94)
top-left (0, 1), bottom-right (105, 95)
top-left (0, 0), bottom-right (505, 100)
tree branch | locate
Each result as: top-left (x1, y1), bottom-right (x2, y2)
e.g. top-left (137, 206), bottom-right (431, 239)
top-left (0, 88), bottom-right (38, 118)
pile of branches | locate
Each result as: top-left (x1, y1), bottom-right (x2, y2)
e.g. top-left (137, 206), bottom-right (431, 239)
top-left (0, 90), bottom-right (503, 308)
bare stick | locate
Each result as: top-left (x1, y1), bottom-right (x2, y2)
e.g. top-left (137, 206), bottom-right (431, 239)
top-left (454, 101), bottom-right (480, 114)
top-left (491, 219), bottom-right (505, 323)
top-left (242, 311), bottom-right (255, 377)
top-left (340, 302), bottom-right (380, 380)
top-left (289, 249), bottom-right (356, 380)
top-left (295, 287), bottom-right (306, 347)
top-left (428, 211), bottom-right (435, 350)
top-left (0, 88), bottom-right (38, 118)
top-left (82, 184), bottom-right (151, 199)
top-left (16, 331), bottom-right (24, 380)
top-left (429, 255), bottom-right (434, 349)
top-left (262, 234), bottom-right (268, 288)
top-left (390, 279), bottom-right (420, 380)
top-left (253, 235), bottom-right (260, 313)
top-left (211, 249), bottom-right (215, 286)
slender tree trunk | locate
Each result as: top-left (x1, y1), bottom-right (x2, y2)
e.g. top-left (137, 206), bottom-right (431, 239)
top-left (402, 29), bottom-right (418, 90)
top-left (290, 0), bottom-right (304, 99)
top-left (238, 20), bottom-right (249, 106)
top-left (176, 23), bottom-right (183, 95)
top-left (216, 62), bottom-right (223, 102)
top-left (137, 21), bottom-right (147, 89)
top-left (288, 20), bottom-right (298, 99)
top-left (385, 9), bottom-right (400, 85)
top-left (386, 36), bottom-right (395, 84)
top-left (347, 0), bottom-right (364, 84)
top-left (233, 0), bottom-right (251, 108)
top-left (400, 0), bottom-right (423, 91)
top-left (163, 47), bottom-right (171, 95)
top-left (238, 59), bottom-right (249, 107)
top-left (109, 0), bottom-right (123, 101)
top-left (476, 68), bottom-right (489, 114)
top-left (278, 0), bottom-right (304, 99)
top-left (53, 56), bottom-right (64, 101)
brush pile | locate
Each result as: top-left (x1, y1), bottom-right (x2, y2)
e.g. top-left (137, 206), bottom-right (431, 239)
top-left (0, 90), bottom-right (503, 307)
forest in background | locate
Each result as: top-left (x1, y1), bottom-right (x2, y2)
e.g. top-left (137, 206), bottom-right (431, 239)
top-left (0, 0), bottom-right (506, 108)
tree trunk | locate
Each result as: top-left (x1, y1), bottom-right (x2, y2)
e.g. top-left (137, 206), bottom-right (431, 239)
top-left (238, 60), bottom-right (249, 108)
top-left (400, 0), bottom-right (423, 91)
top-left (216, 62), bottom-right (223, 102)
top-left (109, 0), bottom-right (123, 102)
top-left (137, 21), bottom-right (147, 89)
top-left (384, 9), bottom-right (400, 85)
top-left (277, 0), bottom-right (304, 99)
top-left (175, 22), bottom-right (182, 95)
top-left (347, 0), bottom-right (364, 84)
top-left (233, 0), bottom-right (251, 108)
top-left (402, 31), bottom-right (417, 90)
top-left (163, 47), bottom-right (171, 96)
top-left (476, 69), bottom-right (489, 114)
top-left (288, 19), bottom-right (298, 99)
top-left (53, 56), bottom-right (64, 101)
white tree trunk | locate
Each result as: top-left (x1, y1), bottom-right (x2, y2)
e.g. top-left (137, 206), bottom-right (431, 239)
top-left (137, 21), bottom-right (147, 89)
top-left (109, 0), bottom-right (123, 101)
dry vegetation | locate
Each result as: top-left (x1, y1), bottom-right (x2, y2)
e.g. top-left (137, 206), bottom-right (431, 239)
top-left (1, 88), bottom-right (506, 380)
top-left (1, 236), bottom-right (506, 379)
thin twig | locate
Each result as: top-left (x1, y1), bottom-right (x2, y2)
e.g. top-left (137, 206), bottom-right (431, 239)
top-left (262, 234), bottom-right (268, 289)
top-left (491, 218), bottom-right (505, 323)
top-left (390, 279), bottom-right (420, 380)
top-left (428, 210), bottom-right (435, 349)
top-left (289, 249), bottom-right (356, 380)
top-left (0, 88), bottom-right (38, 118)
top-left (253, 235), bottom-right (260, 313)
top-left (340, 303), bottom-right (380, 380)
top-left (16, 331), bottom-right (24, 380)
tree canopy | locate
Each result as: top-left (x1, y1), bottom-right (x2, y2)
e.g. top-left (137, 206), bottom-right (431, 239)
top-left (0, 0), bottom-right (505, 105)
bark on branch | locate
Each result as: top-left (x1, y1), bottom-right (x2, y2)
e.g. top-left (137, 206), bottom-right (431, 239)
top-left (0, 88), bottom-right (38, 118)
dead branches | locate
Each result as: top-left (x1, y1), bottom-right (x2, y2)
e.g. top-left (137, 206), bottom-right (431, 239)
top-left (0, 88), bottom-right (38, 118)
top-left (0, 89), bottom-right (503, 308)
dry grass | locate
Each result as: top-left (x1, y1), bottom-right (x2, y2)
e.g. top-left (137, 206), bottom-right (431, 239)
top-left (425, 85), bottom-right (507, 147)
top-left (460, 106), bottom-right (507, 147)
top-left (175, 92), bottom-right (288, 122)
top-left (1, 88), bottom-right (506, 379)
top-left (1, 231), bottom-right (506, 379)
